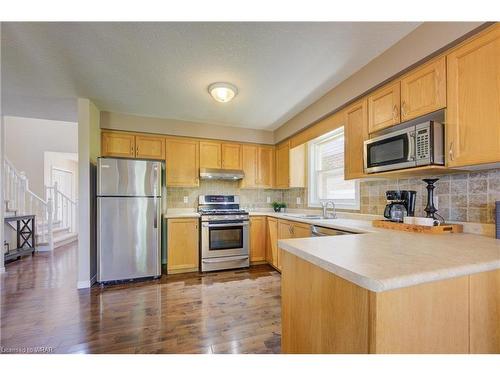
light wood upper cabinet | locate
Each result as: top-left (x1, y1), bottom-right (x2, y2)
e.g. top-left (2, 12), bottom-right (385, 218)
top-left (135, 134), bottom-right (165, 160)
top-left (101, 131), bottom-right (136, 158)
top-left (221, 143), bottom-right (242, 170)
top-left (240, 144), bottom-right (258, 188)
top-left (165, 138), bottom-right (199, 187)
top-left (345, 99), bottom-right (368, 180)
top-left (257, 146), bottom-right (274, 188)
top-left (275, 141), bottom-right (290, 188)
top-left (400, 56), bottom-right (446, 122)
top-left (368, 81), bottom-right (401, 133)
top-left (199, 141), bottom-right (222, 169)
top-left (446, 24), bottom-right (500, 167)
top-left (266, 217), bottom-right (279, 269)
top-left (167, 218), bottom-right (199, 273)
top-left (250, 216), bottom-right (266, 263)
top-left (289, 144), bottom-right (307, 188)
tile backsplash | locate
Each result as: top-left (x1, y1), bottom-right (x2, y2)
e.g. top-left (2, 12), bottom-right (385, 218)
top-left (166, 168), bottom-right (500, 224)
top-left (359, 169), bottom-right (500, 223)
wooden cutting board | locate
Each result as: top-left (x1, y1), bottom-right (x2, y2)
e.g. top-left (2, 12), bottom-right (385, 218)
top-left (372, 220), bottom-right (463, 234)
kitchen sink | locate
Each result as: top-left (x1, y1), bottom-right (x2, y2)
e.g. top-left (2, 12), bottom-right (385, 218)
top-left (283, 213), bottom-right (325, 220)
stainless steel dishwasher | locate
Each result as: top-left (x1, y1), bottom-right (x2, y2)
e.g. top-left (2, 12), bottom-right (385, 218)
top-left (310, 225), bottom-right (354, 237)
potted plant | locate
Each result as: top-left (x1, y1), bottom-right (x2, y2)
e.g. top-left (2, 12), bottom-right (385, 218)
top-left (272, 202), bottom-right (287, 213)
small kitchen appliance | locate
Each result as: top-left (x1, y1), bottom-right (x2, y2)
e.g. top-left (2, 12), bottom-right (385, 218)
top-left (364, 120), bottom-right (444, 174)
top-left (384, 190), bottom-right (417, 222)
top-left (199, 195), bottom-right (249, 272)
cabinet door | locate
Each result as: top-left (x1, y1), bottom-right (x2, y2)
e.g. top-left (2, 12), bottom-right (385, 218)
top-left (446, 25), bottom-right (500, 167)
top-left (257, 146), bottom-right (274, 188)
top-left (266, 217), bottom-right (278, 268)
top-left (250, 216), bottom-right (266, 262)
top-left (275, 141), bottom-right (290, 189)
top-left (344, 99), bottom-right (368, 180)
top-left (167, 218), bottom-right (199, 273)
top-left (101, 132), bottom-right (135, 158)
top-left (135, 135), bottom-right (166, 160)
top-left (400, 56), bottom-right (446, 121)
top-left (292, 222), bottom-right (311, 238)
top-left (289, 144), bottom-right (307, 188)
top-left (368, 81), bottom-right (401, 133)
top-left (221, 143), bottom-right (242, 170)
top-left (240, 144), bottom-right (258, 188)
top-left (200, 141), bottom-right (222, 169)
top-left (277, 220), bottom-right (293, 271)
top-left (165, 138), bottom-right (200, 187)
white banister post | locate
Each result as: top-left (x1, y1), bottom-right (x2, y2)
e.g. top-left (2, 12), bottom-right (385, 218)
top-left (47, 197), bottom-right (54, 251)
top-left (19, 172), bottom-right (27, 215)
top-left (53, 181), bottom-right (59, 222)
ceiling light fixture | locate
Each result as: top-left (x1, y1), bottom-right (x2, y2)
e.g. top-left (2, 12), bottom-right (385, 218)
top-left (208, 82), bottom-right (238, 103)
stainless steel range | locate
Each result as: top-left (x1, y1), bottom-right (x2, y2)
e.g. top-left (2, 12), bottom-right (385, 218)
top-left (199, 195), bottom-right (249, 272)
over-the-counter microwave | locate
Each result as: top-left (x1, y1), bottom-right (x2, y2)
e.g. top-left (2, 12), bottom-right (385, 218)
top-left (364, 121), bottom-right (444, 174)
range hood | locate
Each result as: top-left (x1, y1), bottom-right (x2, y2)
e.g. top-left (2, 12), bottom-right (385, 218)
top-left (199, 168), bottom-right (245, 180)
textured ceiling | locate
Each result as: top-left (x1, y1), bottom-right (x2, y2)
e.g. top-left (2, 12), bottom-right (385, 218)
top-left (1, 22), bottom-right (421, 129)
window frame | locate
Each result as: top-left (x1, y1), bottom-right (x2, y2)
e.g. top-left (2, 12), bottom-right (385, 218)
top-left (307, 127), bottom-right (360, 210)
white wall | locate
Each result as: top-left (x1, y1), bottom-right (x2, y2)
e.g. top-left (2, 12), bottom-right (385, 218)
top-left (0, 22), bottom-right (5, 273)
top-left (4, 116), bottom-right (78, 198)
top-left (77, 98), bottom-right (100, 289)
top-left (44, 152), bottom-right (78, 200)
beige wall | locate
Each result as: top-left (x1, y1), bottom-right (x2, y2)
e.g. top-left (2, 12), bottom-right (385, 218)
top-left (78, 98), bottom-right (100, 288)
top-left (101, 111), bottom-right (274, 145)
top-left (4, 116), bottom-right (78, 197)
top-left (274, 22), bottom-right (485, 143)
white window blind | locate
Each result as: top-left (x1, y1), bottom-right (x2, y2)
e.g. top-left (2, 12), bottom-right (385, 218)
top-left (308, 127), bottom-right (360, 209)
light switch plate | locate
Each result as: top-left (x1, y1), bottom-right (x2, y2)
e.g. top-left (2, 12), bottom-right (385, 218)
top-left (266, 196), bottom-right (271, 203)
top-left (296, 197), bottom-right (301, 205)
top-left (183, 196), bottom-right (188, 204)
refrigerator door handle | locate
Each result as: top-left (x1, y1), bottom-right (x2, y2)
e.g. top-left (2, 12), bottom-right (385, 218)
top-left (153, 197), bottom-right (158, 229)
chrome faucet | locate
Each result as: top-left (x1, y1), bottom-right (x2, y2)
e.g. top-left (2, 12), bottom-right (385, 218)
top-left (320, 200), bottom-right (337, 219)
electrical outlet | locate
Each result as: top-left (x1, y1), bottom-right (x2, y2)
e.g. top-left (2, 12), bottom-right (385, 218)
top-left (296, 197), bottom-right (301, 205)
top-left (266, 196), bottom-right (271, 203)
top-left (183, 196), bottom-right (188, 204)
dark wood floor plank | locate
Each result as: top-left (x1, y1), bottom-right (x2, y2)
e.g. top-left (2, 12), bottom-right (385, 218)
top-left (0, 243), bottom-right (282, 354)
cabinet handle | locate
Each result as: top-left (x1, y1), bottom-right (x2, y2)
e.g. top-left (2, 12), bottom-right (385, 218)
top-left (449, 141), bottom-right (454, 161)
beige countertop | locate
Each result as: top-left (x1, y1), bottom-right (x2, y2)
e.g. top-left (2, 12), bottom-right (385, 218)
top-left (277, 219), bottom-right (500, 292)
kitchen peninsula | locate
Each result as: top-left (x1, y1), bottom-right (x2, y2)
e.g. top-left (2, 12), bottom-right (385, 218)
top-left (278, 221), bottom-right (500, 354)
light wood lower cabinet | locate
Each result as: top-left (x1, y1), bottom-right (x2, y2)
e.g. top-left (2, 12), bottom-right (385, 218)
top-left (446, 24), bottom-right (500, 167)
top-left (249, 216), bottom-right (266, 263)
top-left (265, 217), bottom-right (278, 268)
top-left (167, 218), bottom-right (199, 274)
top-left (276, 219), bottom-right (311, 271)
top-left (281, 252), bottom-right (500, 354)
top-left (165, 137), bottom-right (199, 187)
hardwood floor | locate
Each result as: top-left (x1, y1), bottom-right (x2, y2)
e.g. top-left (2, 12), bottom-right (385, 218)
top-left (0, 243), bottom-right (282, 354)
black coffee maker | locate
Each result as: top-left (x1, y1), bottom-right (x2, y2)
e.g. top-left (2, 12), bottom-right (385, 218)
top-left (384, 190), bottom-right (417, 222)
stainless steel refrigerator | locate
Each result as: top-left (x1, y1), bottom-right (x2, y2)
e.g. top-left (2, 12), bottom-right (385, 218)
top-left (97, 157), bottom-right (162, 282)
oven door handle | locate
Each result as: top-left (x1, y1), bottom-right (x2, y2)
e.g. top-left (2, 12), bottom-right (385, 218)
top-left (203, 222), bottom-right (249, 228)
top-left (202, 255), bottom-right (249, 263)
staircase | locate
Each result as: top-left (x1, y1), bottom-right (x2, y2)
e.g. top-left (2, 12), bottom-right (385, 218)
top-left (3, 159), bottom-right (78, 251)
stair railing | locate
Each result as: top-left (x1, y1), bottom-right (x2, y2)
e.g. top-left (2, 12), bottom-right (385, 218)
top-left (45, 181), bottom-right (78, 234)
top-left (3, 158), bottom-right (54, 250)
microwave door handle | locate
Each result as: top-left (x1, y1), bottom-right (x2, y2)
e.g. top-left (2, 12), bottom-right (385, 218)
top-left (408, 132), bottom-right (416, 162)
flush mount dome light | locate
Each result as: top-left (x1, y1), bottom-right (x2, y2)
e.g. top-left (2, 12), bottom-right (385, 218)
top-left (208, 82), bottom-right (238, 103)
